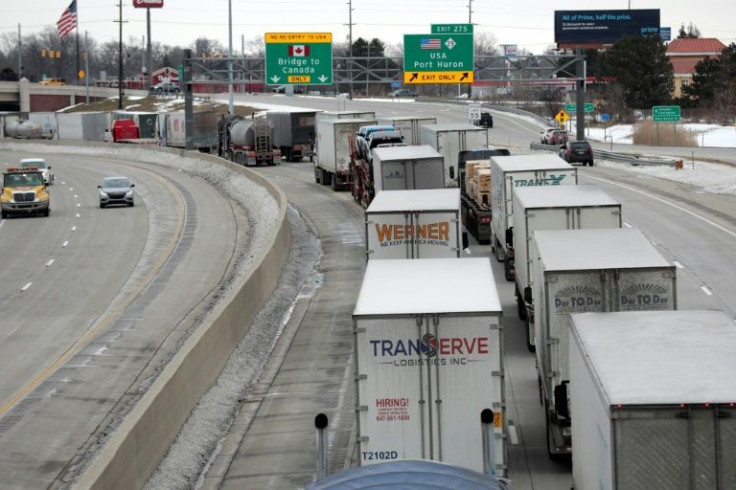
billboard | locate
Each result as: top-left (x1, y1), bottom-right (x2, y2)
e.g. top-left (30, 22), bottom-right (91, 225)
top-left (133, 0), bottom-right (164, 7)
top-left (555, 9), bottom-right (660, 44)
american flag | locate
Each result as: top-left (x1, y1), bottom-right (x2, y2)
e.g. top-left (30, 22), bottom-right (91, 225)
top-left (57, 0), bottom-right (78, 38)
top-left (420, 38), bottom-right (441, 50)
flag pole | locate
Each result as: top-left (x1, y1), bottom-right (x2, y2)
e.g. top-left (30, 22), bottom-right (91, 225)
top-left (76, 24), bottom-right (80, 83)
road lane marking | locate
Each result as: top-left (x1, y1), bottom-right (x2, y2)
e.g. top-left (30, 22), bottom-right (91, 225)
top-left (76, 213), bottom-right (80, 218)
top-left (46, 259), bottom-right (55, 267)
top-left (72, 226), bottom-right (77, 232)
top-left (0, 167), bottom-right (187, 418)
top-left (62, 240), bottom-right (69, 247)
top-left (76, 203), bottom-right (81, 208)
top-left (586, 175), bottom-right (736, 240)
top-left (21, 282), bottom-right (32, 291)
top-left (74, 194), bottom-right (79, 199)
top-left (623, 222), bottom-right (632, 228)
top-left (701, 286), bottom-right (713, 296)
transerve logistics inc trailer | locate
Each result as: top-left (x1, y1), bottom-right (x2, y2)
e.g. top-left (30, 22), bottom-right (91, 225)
top-left (353, 258), bottom-right (507, 477)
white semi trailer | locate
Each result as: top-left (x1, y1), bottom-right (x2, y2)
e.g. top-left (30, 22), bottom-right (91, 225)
top-left (364, 188), bottom-right (466, 259)
top-left (513, 185), bottom-right (622, 351)
top-left (532, 228), bottom-right (677, 459)
top-left (353, 258), bottom-right (507, 477)
top-left (419, 124), bottom-right (489, 188)
top-left (490, 154), bottom-right (577, 282)
top-left (314, 117), bottom-right (377, 190)
top-left (569, 310), bottom-right (736, 490)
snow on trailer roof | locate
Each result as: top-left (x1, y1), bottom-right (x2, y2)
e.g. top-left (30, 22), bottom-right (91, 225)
top-left (372, 145), bottom-right (442, 161)
top-left (571, 310), bottom-right (736, 405)
top-left (491, 153), bottom-right (571, 172)
top-left (353, 258), bottom-right (501, 316)
top-left (367, 188), bottom-right (460, 213)
top-left (514, 185), bottom-right (620, 209)
top-left (534, 228), bottom-right (671, 271)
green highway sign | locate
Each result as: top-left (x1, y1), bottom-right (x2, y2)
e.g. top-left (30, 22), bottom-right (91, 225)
top-left (403, 33), bottom-right (474, 84)
top-left (653, 105), bottom-right (681, 122)
top-left (265, 32), bottom-right (333, 85)
top-left (565, 103), bottom-right (595, 113)
top-left (431, 23), bottom-right (473, 34)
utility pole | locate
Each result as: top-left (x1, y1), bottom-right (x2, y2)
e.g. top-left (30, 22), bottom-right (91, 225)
top-left (346, 0), bottom-right (354, 98)
top-left (467, 0), bottom-right (473, 97)
top-left (228, 0), bottom-right (234, 114)
top-left (146, 8), bottom-right (152, 89)
top-left (85, 31), bottom-right (90, 103)
top-left (17, 24), bottom-right (22, 79)
top-left (116, 1), bottom-right (124, 109)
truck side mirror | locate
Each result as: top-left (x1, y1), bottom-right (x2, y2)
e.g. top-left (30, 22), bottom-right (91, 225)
top-left (462, 232), bottom-right (469, 250)
top-left (449, 166), bottom-right (455, 180)
top-left (524, 286), bottom-right (532, 304)
top-left (130, 184), bottom-right (136, 187)
top-left (97, 185), bottom-right (102, 189)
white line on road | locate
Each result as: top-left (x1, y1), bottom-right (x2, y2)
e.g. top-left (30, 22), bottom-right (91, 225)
top-left (61, 181), bottom-right (66, 185)
top-left (62, 241), bottom-right (69, 247)
top-left (21, 282), bottom-right (32, 291)
top-left (623, 222), bottom-right (632, 228)
top-left (673, 261), bottom-right (684, 269)
top-left (46, 259), bottom-right (55, 267)
top-left (69, 187), bottom-right (73, 191)
top-left (74, 194), bottom-right (79, 199)
top-left (71, 226), bottom-right (77, 232)
top-left (587, 175), bottom-right (736, 240)
top-left (76, 213), bottom-right (80, 218)
top-left (701, 286), bottom-right (713, 296)
top-left (76, 203), bottom-right (81, 208)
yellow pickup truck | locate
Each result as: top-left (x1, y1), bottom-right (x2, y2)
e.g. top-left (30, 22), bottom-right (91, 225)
top-left (1, 167), bottom-right (50, 218)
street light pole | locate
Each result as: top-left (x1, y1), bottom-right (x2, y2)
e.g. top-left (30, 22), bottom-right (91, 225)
top-left (117, 0), bottom-right (123, 109)
top-left (228, 0), bottom-right (234, 114)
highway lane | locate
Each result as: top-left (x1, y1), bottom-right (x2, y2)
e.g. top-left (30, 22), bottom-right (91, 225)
top-left (0, 149), bottom-right (248, 488)
top-left (201, 94), bottom-right (736, 489)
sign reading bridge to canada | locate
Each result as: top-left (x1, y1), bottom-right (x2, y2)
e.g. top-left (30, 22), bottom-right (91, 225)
top-left (265, 32), bottom-right (333, 85)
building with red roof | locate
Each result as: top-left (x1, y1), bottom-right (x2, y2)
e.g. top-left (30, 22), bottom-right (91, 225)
top-left (666, 38), bottom-right (727, 97)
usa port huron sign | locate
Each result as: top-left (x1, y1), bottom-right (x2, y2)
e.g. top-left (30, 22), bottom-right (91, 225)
top-left (265, 32), bottom-right (333, 85)
top-left (403, 33), bottom-right (474, 84)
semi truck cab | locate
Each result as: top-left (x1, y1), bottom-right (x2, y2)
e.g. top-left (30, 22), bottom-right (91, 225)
top-left (1, 167), bottom-right (50, 218)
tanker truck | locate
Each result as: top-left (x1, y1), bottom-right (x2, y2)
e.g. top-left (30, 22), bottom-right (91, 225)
top-left (218, 113), bottom-right (281, 166)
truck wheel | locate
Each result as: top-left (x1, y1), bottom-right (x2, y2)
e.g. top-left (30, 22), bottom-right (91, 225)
top-left (538, 376), bottom-right (544, 405)
top-left (321, 169), bottom-right (331, 186)
top-left (1, 210), bottom-right (7, 219)
top-left (516, 291), bottom-right (526, 320)
top-left (504, 259), bottom-right (514, 282)
top-left (331, 173), bottom-right (339, 191)
top-left (526, 316), bottom-right (536, 353)
top-left (43, 208), bottom-right (50, 217)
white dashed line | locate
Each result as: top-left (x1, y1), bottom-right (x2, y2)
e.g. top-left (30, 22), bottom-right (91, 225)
top-left (61, 181), bottom-right (66, 185)
top-left (623, 222), bottom-right (632, 228)
top-left (71, 226), bottom-right (77, 232)
top-left (701, 286), bottom-right (713, 296)
top-left (21, 282), bottom-right (32, 291)
top-left (76, 203), bottom-right (81, 208)
top-left (69, 187), bottom-right (74, 191)
top-left (46, 259), bottom-right (55, 267)
top-left (62, 241), bottom-right (69, 247)
top-left (76, 213), bottom-right (80, 218)
top-left (74, 194), bottom-right (79, 199)
top-left (672, 261), bottom-right (684, 269)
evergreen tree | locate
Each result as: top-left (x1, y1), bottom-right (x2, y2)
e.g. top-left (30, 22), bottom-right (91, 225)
top-left (599, 35), bottom-right (673, 109)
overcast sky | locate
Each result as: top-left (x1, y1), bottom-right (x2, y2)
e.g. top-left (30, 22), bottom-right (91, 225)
top-left (2, 1), bottom-right (734, 55)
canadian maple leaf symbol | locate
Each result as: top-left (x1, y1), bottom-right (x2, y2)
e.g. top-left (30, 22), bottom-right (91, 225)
top-left (295, 47), bottom-right (303, 54)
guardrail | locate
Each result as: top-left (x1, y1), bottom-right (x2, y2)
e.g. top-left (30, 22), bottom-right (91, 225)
top-left (530, 142), bottom-right (679, 166)
top-left (484, 104), bottom-right (552, 127)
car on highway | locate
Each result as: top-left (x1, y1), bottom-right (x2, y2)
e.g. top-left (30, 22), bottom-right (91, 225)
top-left (271, 85), bottom-right (305, 94)
top-left (540, 128), bottom-right (556, 144)
top-left (559, 140), bottom-right (594, 166)
top-left (548, 129), bottom-right (568, 145)
top-left (98, 176), bottom-right (135, 208)
top-left (19, 158), bottom-right (54, 185)
top-left (388, 88), bottom-right (417, 97)
top-left (149, 82), bottom-right (180, 95)
top-left (473, 111), bottom-right (493, 128)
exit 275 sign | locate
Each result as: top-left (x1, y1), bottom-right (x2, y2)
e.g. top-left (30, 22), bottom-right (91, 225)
top-left (265, 32), bottom-right (333, 85)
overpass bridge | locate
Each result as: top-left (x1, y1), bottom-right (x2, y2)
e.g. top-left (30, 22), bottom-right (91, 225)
top-left (0, 79), bottom-right (124, 112)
